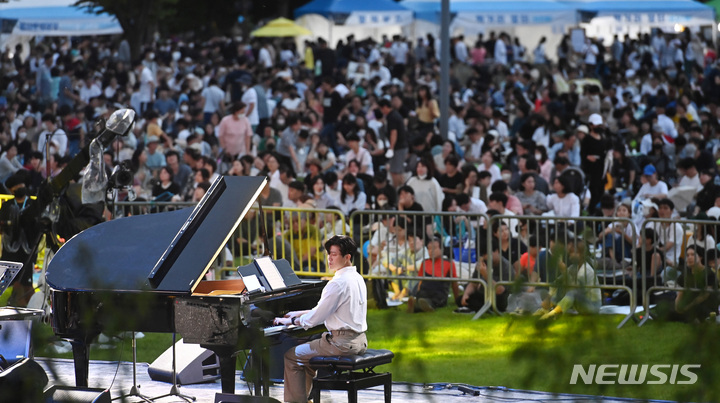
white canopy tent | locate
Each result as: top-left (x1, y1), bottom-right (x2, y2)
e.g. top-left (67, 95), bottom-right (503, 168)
top-left (294, 0), bottom-right (413, 45)
top-left (403, 0), bottom-right (578, 62)
top-left (561, 0), bottom-right (716, 45)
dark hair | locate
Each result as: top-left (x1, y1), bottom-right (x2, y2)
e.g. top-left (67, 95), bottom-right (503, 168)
top-left (398, 185), bottom-right (415, 196)
top-left (165, 150), bottom-right (180, 160)
top-left (340, 173), bottom-right (360, 203)
top-left (489, 192), bottom-right (508, 206)
top-left (230, 102), bottom-right (247, 113)
top-left (324, 170), bottom-right (338, 185)
top-left (455, 193), bottom-right (470, 206)
top-left (491, 180), bottom-right (508, 193)
top-left (324, 235), bottom-right (357, 262)
top-left (203, 156), bottom-right (217, 174)
top-left (656, 198), bottom-right (675, 210)
top-left (158, 166), bottom-right (174, 182)
top-left (310, 175), bottom-right (326, 195)
top-left (478, 170), bottom-right (492, 180)
top-left (378, 99), bottom-right (392, 109)
top-left (642, 227), bottom-right (657, 242)
top-left (555, 176), bottom-right (571, 195)
top-left (416, 156), bottom-right (437, 179)
top-left (197, 168), bottom-right (210, 181)
top-left (444, 154), bottom-right (460, 168)
top-left (521, 154), bottom-right (539, 171)
top-left (554, 156), bottom-right (570, 166)
top-left (519, 172), bottom-right (535, 192)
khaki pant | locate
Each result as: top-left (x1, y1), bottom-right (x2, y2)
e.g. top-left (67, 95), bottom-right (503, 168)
top-left (284, 331), bottom-right (367, 403)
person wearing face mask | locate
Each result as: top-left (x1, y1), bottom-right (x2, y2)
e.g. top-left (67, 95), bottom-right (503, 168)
top-left (0, 172), bottom-right (36, 307)
top-left (217, 102), bottom-right (252, 166)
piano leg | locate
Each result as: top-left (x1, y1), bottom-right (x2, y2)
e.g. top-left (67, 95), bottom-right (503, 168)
top-left (70, 338), bottom-right (91, 387)
top-left (213, 347), bottom-right (236, 394)
top-left (250, 347), bottom-right (270, 396)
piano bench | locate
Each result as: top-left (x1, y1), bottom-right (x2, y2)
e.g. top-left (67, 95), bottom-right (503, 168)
top-left (309, 349), bottom-right (394, 403)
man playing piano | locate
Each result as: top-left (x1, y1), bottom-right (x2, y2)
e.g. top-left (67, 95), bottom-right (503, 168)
top-left (274, 235), bottom-right (368, 403)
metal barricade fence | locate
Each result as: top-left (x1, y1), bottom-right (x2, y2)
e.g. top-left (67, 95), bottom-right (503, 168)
top-left (350, 209), bottom-right (490, 307)
top-left (105, 201), bottom-right (718, 325)
top-left (112, 201), bottom-right (347, 278)
top-left (638, 217), bottom-right (720, 326)
top-left (483, 215), bottom-right (638, 328)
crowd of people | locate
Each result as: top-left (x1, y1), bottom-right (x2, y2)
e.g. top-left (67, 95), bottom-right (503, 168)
top-left (1, 26), bottom-right (719, 319)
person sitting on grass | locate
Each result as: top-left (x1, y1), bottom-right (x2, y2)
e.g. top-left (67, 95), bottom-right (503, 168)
top-left (457, 239), bottom-right (513, 313)
top-left (538, 238), bottom-right (601, 319)
top-left (672, 245), bottom-right (719, 323)
top-left (408, 236), bottom-right (461, 313)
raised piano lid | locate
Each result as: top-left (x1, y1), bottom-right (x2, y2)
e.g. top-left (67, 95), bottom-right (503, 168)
top-left (46, 175), bottom-right (266, 294)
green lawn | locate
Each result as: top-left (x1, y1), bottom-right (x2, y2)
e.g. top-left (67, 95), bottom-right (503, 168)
top-left (32, 306), bottom-right (720, 402)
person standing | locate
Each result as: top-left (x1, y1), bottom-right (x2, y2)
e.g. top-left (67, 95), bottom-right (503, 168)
top-left (218, 102), bottom-right (253, 161)
top-left (379, 99), bottom-right (408, 188)
top-left (276, 235), bottom-right (367, 403)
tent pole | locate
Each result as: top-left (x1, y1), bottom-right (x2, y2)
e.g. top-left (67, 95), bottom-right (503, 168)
top-left (439, 0), bottom-right (450, 140)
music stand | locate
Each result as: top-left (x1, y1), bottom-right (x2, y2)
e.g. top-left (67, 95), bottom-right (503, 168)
top-left (149, 332), bottom-right (195, 402)
top-left (113, 332), bottom-right (152, 402)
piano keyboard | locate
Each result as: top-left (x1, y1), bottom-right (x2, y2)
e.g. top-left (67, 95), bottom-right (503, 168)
top-left (263, 324), bottom-right (298, 336)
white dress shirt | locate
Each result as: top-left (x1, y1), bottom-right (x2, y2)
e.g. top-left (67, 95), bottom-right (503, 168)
top-left (298, 266), bottom-right (367, 333)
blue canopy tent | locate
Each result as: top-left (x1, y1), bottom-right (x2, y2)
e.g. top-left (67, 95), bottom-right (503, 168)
top-left (0, 0), bottom-right (122, 37)
top-left (295, 0), bottom-right (413, 27)
top-left (560, 0), bottom-right (715, 42)
top-left (404, 0), bottom-right (576, 27)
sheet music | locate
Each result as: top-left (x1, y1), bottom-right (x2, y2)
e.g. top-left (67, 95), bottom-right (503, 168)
top-left (242, 274), bottom-right (263, 293)
top-left (255, 256), bottom-right (286, 291)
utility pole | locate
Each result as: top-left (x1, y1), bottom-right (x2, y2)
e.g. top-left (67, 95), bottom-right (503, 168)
top-left (439, 0), bottom-right (450, 140)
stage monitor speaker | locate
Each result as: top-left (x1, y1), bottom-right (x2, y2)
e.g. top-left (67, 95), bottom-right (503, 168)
top-left (148, 338), bottom-right (221, 385)
top-left (44, 385), bottom-right (111, 403)
top-left (0, 358), bottom-right (48, 402)
top-left (214, 393), bottom-right (281, 403)
top-left (0, 319), bottom-right (33, 365)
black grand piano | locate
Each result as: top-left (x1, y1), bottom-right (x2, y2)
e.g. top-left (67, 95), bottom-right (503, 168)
top-left (46, 175), bottom-right (325, 394)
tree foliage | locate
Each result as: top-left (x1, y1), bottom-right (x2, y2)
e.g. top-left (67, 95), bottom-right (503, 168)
top-left (75, 0), bottom-right (178, 59)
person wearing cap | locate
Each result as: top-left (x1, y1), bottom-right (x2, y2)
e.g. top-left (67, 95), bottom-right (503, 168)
top-left (408, 236), bottom-right (461, 313)
top-left (581, 113), bottom-right (609, 214)
top-left (633, 164), bottom-right (668, 205)
top-left (144, 135), bottom-right (166, 170)
top-left (344, 132), bottom-right (373, 177)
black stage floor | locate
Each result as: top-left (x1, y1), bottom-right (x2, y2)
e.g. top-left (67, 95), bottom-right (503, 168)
top-left (36, 358), bottom-right (661, 403)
